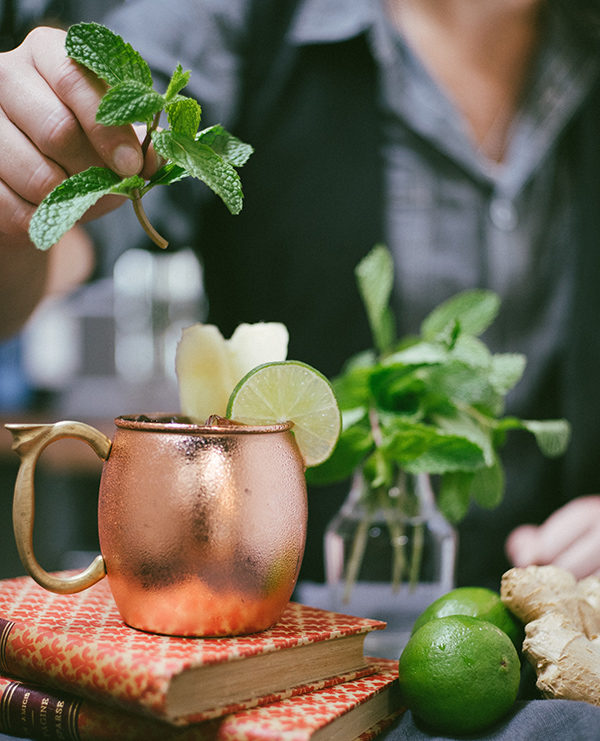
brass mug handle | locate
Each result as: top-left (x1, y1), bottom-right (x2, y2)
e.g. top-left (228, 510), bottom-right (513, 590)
top-left (6, 421), bottom-right (112, 594)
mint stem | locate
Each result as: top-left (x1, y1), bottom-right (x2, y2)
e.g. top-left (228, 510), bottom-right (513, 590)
top-left (378, 485), bottom-right (406, 592)
top-left (142, 112), bottom-right (161, 156)
top-left (129, 113), bottom-right (169, 248)
top-left (409, 521), bottom-right (425, 591)
top-left (131, 189), bottom-right (168, 249)
top-left (369, 406), bottom-right (383, 447)
top-left (343, 513), bottom-right (370, 604)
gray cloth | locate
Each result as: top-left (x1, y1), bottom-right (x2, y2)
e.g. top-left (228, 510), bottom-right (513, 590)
top-left (381, 700), bottom-right (600, 740)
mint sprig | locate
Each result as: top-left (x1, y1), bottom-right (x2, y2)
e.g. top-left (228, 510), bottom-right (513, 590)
top-left (28, 22), bottom-right (253, 251)
top-left (29, 169), bottom-right (145, 250)
top-left (66, 21), bottom-right (153, 87)
top-left (307, 244), bottom-right (571, 524)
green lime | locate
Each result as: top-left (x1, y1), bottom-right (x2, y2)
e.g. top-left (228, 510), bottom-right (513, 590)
top-left (411, 586), bottom-right (523, 649)
top-left (226, 360), bottom-right (341, 467)
top-left (399, 615), bottom-right (520, 735)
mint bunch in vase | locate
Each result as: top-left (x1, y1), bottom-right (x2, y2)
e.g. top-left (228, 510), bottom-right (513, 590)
top-left (307, 245), bottom-right (570, 657)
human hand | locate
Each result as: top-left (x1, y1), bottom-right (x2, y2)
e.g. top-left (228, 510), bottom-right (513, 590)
top-left (0, 26), bottom-right (157, 238)
top-left (505, 496), bottom-right (600, 579)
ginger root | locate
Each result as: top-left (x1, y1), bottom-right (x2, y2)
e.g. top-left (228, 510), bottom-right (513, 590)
top-left (500, 565), bottom-right (600, 705)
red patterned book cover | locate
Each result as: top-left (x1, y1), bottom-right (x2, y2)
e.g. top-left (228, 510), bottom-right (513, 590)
top-left (0, 660), bottom-right (403, 740)
top-left (0, 574), bottom-right (385, 726)
top-left (209, 659), bottom-right (403, 741)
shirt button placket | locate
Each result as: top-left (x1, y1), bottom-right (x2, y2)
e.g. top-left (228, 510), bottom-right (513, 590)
top-left (485, 194), bottom-right (522, 296)
top-left (489, 197), bottom-right (518, 231)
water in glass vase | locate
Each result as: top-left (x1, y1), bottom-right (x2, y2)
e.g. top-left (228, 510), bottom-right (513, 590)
top-left (324, 472), bottom-right (457, 659)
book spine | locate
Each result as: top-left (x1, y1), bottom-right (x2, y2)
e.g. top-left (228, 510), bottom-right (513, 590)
top-left (0, 675), bottom-right (214, 741)
top-left (0, 676), bottom-right (81, 740)
top-left (0, 618), bottom-right (13, 675)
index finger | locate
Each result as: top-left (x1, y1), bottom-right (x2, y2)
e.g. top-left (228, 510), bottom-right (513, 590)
top-left (27, 27), bottom-right (142, 176)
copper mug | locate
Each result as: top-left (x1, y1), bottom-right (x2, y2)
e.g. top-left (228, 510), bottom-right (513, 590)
top-left (6, 415), bottom-right (308, 636)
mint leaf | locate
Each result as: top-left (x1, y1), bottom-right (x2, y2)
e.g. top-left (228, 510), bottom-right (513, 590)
top-left (341, 407), bottom-right (369, 429)
top-left (165, 64), bottom-right (191, 101)
top-left (384, 341), bottom-right (448, 367)
top-left (197, 125), bottom-right (254, 167)
top-left (421, 289), bottom-right (500, 340)
top-left (434, 409), bottom-right (495, 466)
top-left (489, 353), bottom-right (526, 394)
top-left (401, 434), bottom-right (486, 474)
top-left (28, 167), bottom-right (143, 250)
top-left (147, 163), bottom-right (188, 188)
top-left (370, 365), bottom-right (425, 417)
top-left (438, 472), bottom-right (473, 522)
top-left (428, 360), bottom-right (503, 413)
top-left (65, 22), bottom-right (152, 87)
top-left (383, 420), bottom-right (486, 473)
top-left (470, 457), bottom-right (504, 510)
top-left (522, 419), bottom-right (571, 457)
top-left (306, 424), bottom-right (374, 485)
top-left (363, 448), bottom-right (395, 490)
top-left (355, 244), bottom-right (396, 354)
top-left (152, 130), bottom-right (244, 214)
top-left (383, 421), bottom-right (438, 463)
top-left (166, 98), bottom-right (202, 138)
top-left (332, 366), bottom-right (372, 410)
top-left (96, 81), bottom-right (164, 126)
top-left (452, 335), bottom-right (492, 368)
top-left (494, 417), bottom-right (571, 457)
top-left (110, 175), bottom-right (146, 195)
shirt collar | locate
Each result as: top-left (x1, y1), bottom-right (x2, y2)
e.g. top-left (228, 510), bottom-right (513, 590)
top-left (499, 13), bottom-right (600, 194)
top-left (288, 0), bottom-right (376, 45)
top-left (287, 0), bottom-right (600, 197)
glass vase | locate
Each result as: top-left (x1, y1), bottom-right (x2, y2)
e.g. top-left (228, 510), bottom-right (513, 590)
top-left (324, 470), bottom-right (457, 658)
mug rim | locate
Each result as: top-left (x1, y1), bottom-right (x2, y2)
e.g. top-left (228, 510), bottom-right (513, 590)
top-left (114, 414), bottom-right (294, 434)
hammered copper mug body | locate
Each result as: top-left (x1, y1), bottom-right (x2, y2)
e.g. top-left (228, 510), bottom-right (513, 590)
top-left (6, 416), bottom-right (308, 636)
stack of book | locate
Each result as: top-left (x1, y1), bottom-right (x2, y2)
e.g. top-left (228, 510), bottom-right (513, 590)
top-left (0, 574), bottom-right (404, 740)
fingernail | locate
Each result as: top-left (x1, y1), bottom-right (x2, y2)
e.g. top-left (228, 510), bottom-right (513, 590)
top-left (112, 144), bottom-right (143, 176)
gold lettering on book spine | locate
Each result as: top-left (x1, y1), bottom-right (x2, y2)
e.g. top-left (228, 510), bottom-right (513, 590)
top-left (20, 689), bottom-right (30, 724)
top-left (0, 677), bottom-right (81, 740)
top-left (0, 680), bottom-right (21, 733)
top-left (0, 618), bottom-right (14, 674)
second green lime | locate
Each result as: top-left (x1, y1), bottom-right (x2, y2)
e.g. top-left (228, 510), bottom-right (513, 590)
top-left (411, 586), bottom-right (523, 649)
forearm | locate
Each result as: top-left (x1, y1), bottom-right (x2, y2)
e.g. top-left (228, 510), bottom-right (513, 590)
top-left (0, 234), bottom-right (49, 339)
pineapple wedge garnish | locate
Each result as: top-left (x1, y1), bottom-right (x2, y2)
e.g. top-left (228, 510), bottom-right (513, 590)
top-left (175, 322), bottom-right (288, 421)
